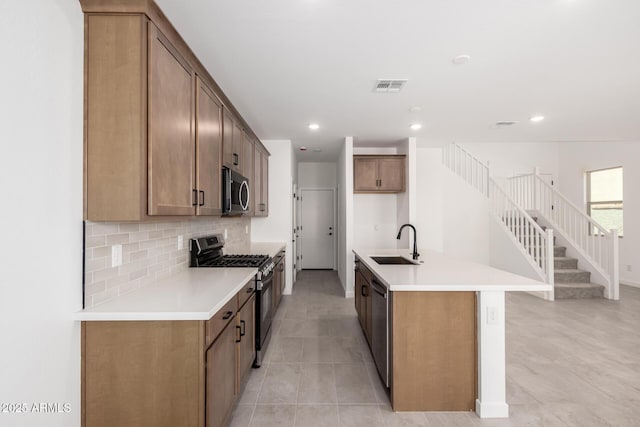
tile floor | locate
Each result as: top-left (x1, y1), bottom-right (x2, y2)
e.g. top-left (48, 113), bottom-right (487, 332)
top-left (229, 270), bottom-right (640, 427)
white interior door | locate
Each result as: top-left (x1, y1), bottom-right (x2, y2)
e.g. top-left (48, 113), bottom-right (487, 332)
top-left (301, 189), bottom-right (334, 269)
top-left (292, 184), bottom-right (298, 283)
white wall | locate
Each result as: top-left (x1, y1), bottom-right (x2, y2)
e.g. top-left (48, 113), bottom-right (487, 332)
top-left (298, 162), bottom-right (337, 188)
top-left (337, 138), bottom-right (354, 296)
top-left (558, 142), bottom-right (640, 286)
top-left (415, 147), bottom-right (490, 264)
top-left (0, 1), bottom-right (83, 426)
top-left (414, 148), bottom-right (445, 252)
top-left (251, 140), bottom-right (294, 293)
top-left (396, 138), bottom-right (417, 250)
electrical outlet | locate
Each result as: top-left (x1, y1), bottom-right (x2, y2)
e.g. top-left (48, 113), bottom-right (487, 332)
top-left (111, 244), bottom-right (122, 267)
top-left (627, 264), bottom-right (632, 272)
top-left (487, 307), bottom-right (499, 325)
top-left (245, 225), bottom-right (249, 234)
top-left (224, 229), bottom-right (228, 240)
top-left (177, 235), bottom-right (183, 250)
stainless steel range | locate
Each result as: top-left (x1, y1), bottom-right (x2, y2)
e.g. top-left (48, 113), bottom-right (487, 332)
top-left (190, 234), bottom-right (275, 367)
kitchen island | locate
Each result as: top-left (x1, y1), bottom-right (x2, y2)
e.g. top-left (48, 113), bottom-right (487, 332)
top-left (353, 248), bottom-right (551, 418)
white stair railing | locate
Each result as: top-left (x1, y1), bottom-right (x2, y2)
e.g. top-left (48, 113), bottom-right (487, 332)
top-left (509, 172), bottom-right (619, 300)
top-left (489, 179), bottom-right (555, 290)
top-left (441, 143), bottom-right (555, 295)
top-left (442, 143), bottom-right (489, 196)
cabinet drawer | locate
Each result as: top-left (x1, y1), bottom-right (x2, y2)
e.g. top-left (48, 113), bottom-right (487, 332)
top-left (206, 298), bottom-right (237, 348)
top-left (237, 279), bottom-right (256, 310)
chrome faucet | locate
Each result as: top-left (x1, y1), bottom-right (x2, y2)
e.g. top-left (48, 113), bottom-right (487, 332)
top-left (396, 224), bottom-right (419, 260)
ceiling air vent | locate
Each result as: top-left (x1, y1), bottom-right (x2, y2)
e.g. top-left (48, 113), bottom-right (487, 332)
top-left (494, 121), bottom-right (518, 127)
top-left (374, 79), bottom-right (407, 93)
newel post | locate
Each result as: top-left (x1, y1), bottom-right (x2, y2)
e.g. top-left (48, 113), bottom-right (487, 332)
top-left (610, 229), bottom-right (620, 300)
top-left (546, 228), bottom-right (555, 301)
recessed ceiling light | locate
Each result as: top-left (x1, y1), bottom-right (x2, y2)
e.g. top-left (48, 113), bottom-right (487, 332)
top-left (530, 116), bottom-right (545, 123)
top-left (452, 54), bottom-right (471, 65)
top-left (308, 123), bottom-right (320, 130)
top-left (410, 123), bottom-right (422, 131)
top-left (300, 147), bottom-right (308, 151)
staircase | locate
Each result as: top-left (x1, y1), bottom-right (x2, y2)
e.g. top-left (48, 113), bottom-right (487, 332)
top-left (442, 143), bottom-right (619, 301)
top-left (531, 218), bottom-right (605, 299)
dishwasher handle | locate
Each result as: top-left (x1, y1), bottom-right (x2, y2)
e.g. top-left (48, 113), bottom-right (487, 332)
top-left (370, 280), bottom-right (387, 299)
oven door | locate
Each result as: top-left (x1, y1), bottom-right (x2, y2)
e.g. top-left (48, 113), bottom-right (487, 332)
top-left (254, 272), bottom-right (274, 367)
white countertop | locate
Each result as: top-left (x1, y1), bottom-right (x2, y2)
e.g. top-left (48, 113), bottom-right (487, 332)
top-left (353, 248), bottom-right (552, 292)
top-left (75, 241), bottom-right (286, 321)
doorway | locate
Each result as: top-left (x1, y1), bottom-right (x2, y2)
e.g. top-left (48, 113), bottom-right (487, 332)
top-left (300, 189), bottom-right (335, 269)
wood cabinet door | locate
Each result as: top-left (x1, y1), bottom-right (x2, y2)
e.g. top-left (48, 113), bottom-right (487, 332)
top-left (354, 157), bottom-right (379, 192)
top-left (261, 151), bottom-right (269, 216)
top-left (196, 77), bottom-right (223, 216)
top-left (355, 269), bottom-right (363, 327)
top-left (237, 295), bottom-right (255, 386)
top-left (222, 109), bottom-right (234, 169)
top-left (242, 138), bottom-right (254, 215)
top-left (147, 24), bottom-right (195, 216)
top-left (253, 145), bottom-right (263, 216)
top-left (378, 157), bottom-right (405, 192)
top-left (364, 281), bottom-right (372, 345)
top-left (206, 319), bottom-right (237, 427)
top-left (232, 123), bottom-right (244, 172)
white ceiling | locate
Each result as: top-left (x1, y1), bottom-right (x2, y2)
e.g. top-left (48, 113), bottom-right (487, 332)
top-left (156, 0), bottom-right (640, 162)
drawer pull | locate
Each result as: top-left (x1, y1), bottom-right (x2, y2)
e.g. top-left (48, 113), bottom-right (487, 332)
top-left (235, 325), bottom-right (242, 343)
top-left (246, 288), bottom-right (253, 293)
top-left (240, 320), bottom-right (246, 336)
top-left (222, 311), bottom-right (233, 320)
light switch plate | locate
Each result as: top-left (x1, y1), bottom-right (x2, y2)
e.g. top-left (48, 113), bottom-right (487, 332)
top-left (177, 235), bottom-right (183, 250)
top-left (111, 244), bottom-right (122, 267)
top-left (224, 229), bottom-right (228, 240)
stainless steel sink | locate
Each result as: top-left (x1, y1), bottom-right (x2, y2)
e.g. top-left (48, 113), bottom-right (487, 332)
top-left (370, 256), bottom-right (418, 265)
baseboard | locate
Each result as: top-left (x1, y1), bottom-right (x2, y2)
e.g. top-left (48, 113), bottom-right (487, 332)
top-left (621, 280), bottom-right (640, 289)
top-left (475, 399), bottom-right (509, 418)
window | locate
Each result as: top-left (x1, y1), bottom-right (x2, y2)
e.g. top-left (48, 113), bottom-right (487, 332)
top-left (587, 166), bottom-right (623, 236)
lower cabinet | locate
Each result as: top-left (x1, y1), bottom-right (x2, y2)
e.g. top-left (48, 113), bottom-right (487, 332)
top-left (82, 282), bottom-right (257, 427)
top-left (237, 294), bottom-right (256, 386)
top-left (354, 262), bottom-right (372, 345)
top-left (206, 317), bottom-right (237, 427)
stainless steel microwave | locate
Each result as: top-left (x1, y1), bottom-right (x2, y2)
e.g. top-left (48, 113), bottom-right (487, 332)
top-left (222, 168), bottom-right (250, 215)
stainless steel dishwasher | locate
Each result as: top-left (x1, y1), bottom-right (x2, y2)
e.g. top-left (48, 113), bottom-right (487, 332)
top-left (370, 278), bottom-right (389, 387)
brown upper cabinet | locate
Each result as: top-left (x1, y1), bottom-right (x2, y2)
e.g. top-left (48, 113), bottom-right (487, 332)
top-left (195, 77), bottom-right (223, 216)
top-left (253, 146), bottom-right (269, 217)
top-left (353, 155), bottom-right (406, 193)
top-left (81, 0), bottom-right (268, 220)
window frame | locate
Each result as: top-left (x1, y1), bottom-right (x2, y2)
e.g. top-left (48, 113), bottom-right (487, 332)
top-left (586, 165), bottom-right (623, 237)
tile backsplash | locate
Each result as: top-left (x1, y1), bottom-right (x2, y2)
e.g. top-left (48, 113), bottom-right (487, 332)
top-left (84, 216), bottom-right (251, 308)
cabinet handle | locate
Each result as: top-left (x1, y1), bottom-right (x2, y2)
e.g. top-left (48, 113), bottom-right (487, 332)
top-left (222, 311), bottom-right (233, 320)
top-left (247, 288), bottom-right (253, 293)
top-left (192, 189), bottom-right (198, 206)
top-left (240, 320), bottom-right (246, 336)
top-left (233, 153), bottom-right (239, 166)
top-left (260, 203), bottom-right (265, 212)
top-left (236, 325), bottom-right (242, 343)
top-left (199, 190), bottom-right (205, 206)
top-left (361, 286), bottom-right (366, 297)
